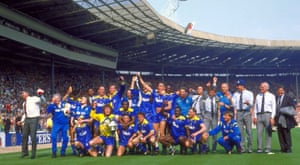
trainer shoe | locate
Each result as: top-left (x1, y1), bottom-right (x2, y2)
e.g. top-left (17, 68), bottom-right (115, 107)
top-left (227, 150), bottom-right (232, 155)
top-left (170, 147), bottom-right (176, 156)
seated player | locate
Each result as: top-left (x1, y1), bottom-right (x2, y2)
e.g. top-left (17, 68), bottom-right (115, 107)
top-left (89, 105), bottom-right (116, 157)
top-left (131, 112), bottom-right (156, 155)
top-left (184, 108), bottom-right (209, 154)
top-left (116, 114), bottom-right (138, 156)
top-left (72, 116), bottom-right (92, 157)
top-left (209, 110), bottom-right (242, 154)
top-left (160, 107), bottom-right (187, 155)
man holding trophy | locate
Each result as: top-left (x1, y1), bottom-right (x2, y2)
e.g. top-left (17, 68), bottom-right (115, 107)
top-left (89, 105), bottom-right (117, 157)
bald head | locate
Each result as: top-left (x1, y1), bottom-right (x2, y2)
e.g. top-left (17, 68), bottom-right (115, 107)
top-left (21, 91), bottom-right (29, 100)
top-left (220, 83), bottom-right (229, 93)
top-left (259, 82), bottom-right (269, 93)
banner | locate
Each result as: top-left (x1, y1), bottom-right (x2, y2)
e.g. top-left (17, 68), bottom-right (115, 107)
top-left (1, 131), bottom-right (60, 147)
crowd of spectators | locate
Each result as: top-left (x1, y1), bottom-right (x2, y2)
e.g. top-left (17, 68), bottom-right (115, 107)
top-left (0, 61), bottom-right (299, 133)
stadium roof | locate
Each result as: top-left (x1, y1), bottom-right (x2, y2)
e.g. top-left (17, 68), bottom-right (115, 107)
top-left (1, 0), bottom-right (300, 74)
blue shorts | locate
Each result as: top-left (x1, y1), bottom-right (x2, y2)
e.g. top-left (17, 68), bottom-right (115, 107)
top-left (173, 135), bottom-right (186, 145)
top-left (189, 134), bottom-right (201, 143)
top-left (77, 139), bottom-right (91, 151)
top-left (152, 113), bottom-right (167, 123)
top-left (99, 136), bottom-right (114, 146)
top-left (119, 139), bottom-right (129, 147)
top-left (145, 113), bottom-right (154, 123)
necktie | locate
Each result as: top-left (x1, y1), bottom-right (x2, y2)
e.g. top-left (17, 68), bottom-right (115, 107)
top-left (279, 96), bottom-right (282, 106)
top-left (239, 92), bottom-right (243, 110)
top-left (261, 94), bottom-right (265, 113)
top-left (211, 97), bottom-right (214, 118)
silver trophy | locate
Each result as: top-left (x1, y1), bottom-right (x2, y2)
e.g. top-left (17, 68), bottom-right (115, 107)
top-left (108, 120), bottom-right (118, 132)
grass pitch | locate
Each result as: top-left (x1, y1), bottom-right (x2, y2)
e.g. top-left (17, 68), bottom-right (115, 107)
top-left (0, 129), bottom-right (299, 165)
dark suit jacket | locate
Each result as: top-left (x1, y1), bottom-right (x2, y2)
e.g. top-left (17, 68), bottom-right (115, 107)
top-left (276, 94), bottom-right (297, 129)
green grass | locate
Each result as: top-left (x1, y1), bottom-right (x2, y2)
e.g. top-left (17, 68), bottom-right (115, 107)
top-left (1, 129), bottom-right (300, 165)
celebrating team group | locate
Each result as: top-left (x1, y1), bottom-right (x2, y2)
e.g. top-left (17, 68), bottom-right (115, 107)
top-left (20, 73), bottom-right (297, 159)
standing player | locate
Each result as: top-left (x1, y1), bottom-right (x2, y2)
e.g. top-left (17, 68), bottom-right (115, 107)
top-left (62, 86), bottom-right (80, 155)
top-left (126, 75), bottom-right (141, 113)
top-left (209, 111), bottom-right (242, 154)
top-left (117, 100), bottom-right (136, 126)
top-left (116, 114), bottom-right (138, 156)
top-left (46, 94), bottom-right (70, 158)
top-left (93, 86), bottom-right (111, 137)
top-left (108, 76), bottom-right (126, 114)
top-left (160, 107), bottom-right (187, 155)
top-left (184, 108), bottom-right (208, 154)
top-left (137, 73), bottom-right (171, 153)
top-left (89, 105), bottom-right (117, 157)
top-left (137, 77), bottom-right (153, 125)
top-left (94, 86), bottom-right (111, 114)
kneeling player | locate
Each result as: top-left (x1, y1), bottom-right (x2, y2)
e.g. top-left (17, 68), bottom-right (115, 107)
top-left (117, 114), bottom-right (138, 156)
top-left (160, 107), bottom-right (187, 155)
top-left (209, 111), bottom-right (241, 154)
top-left (185, 108), bottom-right (209, 154)
top-left (89, 105), bottom-right (116, 157)
top-left (132, 112), bottom-right (156, 155)
top-left (72, 117), bottom-right (92, 157)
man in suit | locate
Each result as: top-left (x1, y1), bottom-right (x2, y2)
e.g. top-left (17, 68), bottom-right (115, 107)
top-left (275, 86), bottom-right (297, 153)
top-left (253, 82), bottom-right (276, 153)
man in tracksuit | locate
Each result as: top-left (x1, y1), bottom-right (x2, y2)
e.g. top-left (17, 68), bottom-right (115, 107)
top-left (209, 110), bottom-right (242, 154)
top-left (47, 94), bottom-right (70, 158)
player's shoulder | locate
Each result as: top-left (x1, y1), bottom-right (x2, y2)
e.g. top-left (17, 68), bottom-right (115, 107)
top-left (230, 119), bottom-right (238, 126)
top-left (177, 115), bottom-right (186, 120)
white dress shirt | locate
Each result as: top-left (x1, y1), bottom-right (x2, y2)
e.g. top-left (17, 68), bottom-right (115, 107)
top-left (205, 97), bottom-right (217, 113)
top-left (232, 89), bottom-right (254, 111)
top-left (254, 91), bottom-right (276, 118)
top-left (23, 96), bottom-right (42, 118)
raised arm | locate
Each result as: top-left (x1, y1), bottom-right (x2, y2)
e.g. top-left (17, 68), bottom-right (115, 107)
top-left (136, 72), bottom-right (152, 92)
top-left (130, 76), bottom-right (137, 90)
top-left (62, 86), bottom-right (72, 101)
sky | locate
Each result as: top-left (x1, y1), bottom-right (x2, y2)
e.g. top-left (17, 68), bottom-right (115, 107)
top-left (147, 0), bottom-right (300, 40)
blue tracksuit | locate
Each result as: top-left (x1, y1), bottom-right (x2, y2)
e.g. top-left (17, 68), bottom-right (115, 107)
top-left (47, 102), bottom-right (70, 155)
top-left (209, 119), bottom-right (241, 152)
top-left (175, 96), bottom-right (193, 117)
